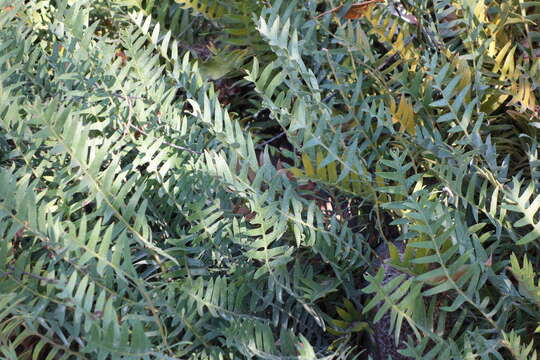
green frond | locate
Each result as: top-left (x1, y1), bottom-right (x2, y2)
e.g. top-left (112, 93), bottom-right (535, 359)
top-left (509, 253), bottom-right (540, 306)
top-left (2, 0), bottom-right (540, 358)
top-left (503, 178), bottom-right (540, 245)
top-left (502, 330), bottom-right (539, 360)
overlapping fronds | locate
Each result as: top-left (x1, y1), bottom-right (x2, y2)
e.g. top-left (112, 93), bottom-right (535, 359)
top-left (1, 0), bottom-right (540, 359)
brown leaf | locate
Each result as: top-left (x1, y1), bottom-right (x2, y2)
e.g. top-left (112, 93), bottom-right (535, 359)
top-left (233, 205), bottom-right (256, 221)
top-left (484, 253), bottom-right (493, 267)
top-left (425, 265), bottom-right (470, 286)
top-left (115, 51), bottom-right (128, 66)
top-left (276, 159), bottom-right (295, 180)
top-left (344, 0), bottom-right (384, 19)
top-left (315, 1), bottom-right (384, 19)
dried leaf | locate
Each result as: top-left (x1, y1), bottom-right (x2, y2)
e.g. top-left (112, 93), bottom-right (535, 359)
top-left (424, 265), bottom-right (470, 286)
top-left (344, 0), bottom-right (384, 19)
top-left (115, 50), bottom-right (128, 66)
top-left (233, 204), bottom-right (256, 221)
top-left (315, 1), bottom-right (384, 20)
top-left (484, 253), bottom-right (493, 267)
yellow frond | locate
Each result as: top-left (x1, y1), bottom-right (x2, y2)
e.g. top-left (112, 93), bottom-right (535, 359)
top-left (454, 57), bottom-right (472, 92)
top-left (474, 0), bottom-right (487, 23)
top-left (392, 94), bottom-right (415, 135)
top-left (327, 160), bottom-right (338, 183)
top-left (508, 77), bottom-right (538, 114)
top-left (302, 152), bottom-right (315, 177)
top-left (316, 151), bottom-right (327, 179)
top-left (175, 0), bottom-right (226, 19)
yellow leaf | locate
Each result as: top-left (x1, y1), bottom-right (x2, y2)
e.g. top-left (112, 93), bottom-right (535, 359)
top-left (340, 172), bottom-right (351, 191)
top-left (175, 0), bottom-right (225, 19)
top-left (288, 167), bottom-right (304, 178)
top-left (454, 57), bottom-right (472, 93)
top-left (389, 97), bottom-right (397, 115)
top-left (302, 153), bottom-right (315, 177)
top-left (487, 40), bottom-right (497, 58)
top-left (327, 161), bottom-right (338, 183)
top-left (316, 151), bottom-right (327, 180)
top-left (392, 94), bottom-right (415, 134)
top-left (375, 164), bottom-right (384, 188)
top-left (473, 0), bottom-right (487, 23)
top-left (350, 170), bottom-right (361, 194)
top-left (493, 42), bottom-right (518, 81)
top-left (508, 77), bottom-right (538, 113)
top-left (481, 90), bottom-right (509, 114)
top-left (493, 42), bottom-right (513, 74)
top-left (387, 242), bottom-right (401, 263)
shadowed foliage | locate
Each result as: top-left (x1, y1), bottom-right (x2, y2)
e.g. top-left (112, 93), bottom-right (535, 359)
top-left (0, 0), bottom-right (539, 359)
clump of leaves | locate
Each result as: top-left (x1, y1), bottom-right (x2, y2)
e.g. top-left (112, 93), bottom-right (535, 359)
top-left (1, 0), bottom-right (540, 359)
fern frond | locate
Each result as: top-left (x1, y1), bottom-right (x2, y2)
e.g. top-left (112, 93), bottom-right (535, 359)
top-left (503, 178), bottom-right (540, 245)
top-left (502, 330), bottom-right (539, 360)
top-left (509, 253), bottom-right (540, 306)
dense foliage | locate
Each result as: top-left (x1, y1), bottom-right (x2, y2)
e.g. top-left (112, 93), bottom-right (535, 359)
top-left (0, 0), bottom-right (539, 359)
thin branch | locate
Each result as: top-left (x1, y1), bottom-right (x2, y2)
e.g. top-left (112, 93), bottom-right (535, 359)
top-left (256, 131), bottom-right (286, 149)
top-left (1, 267), bottom-right (58, 284)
